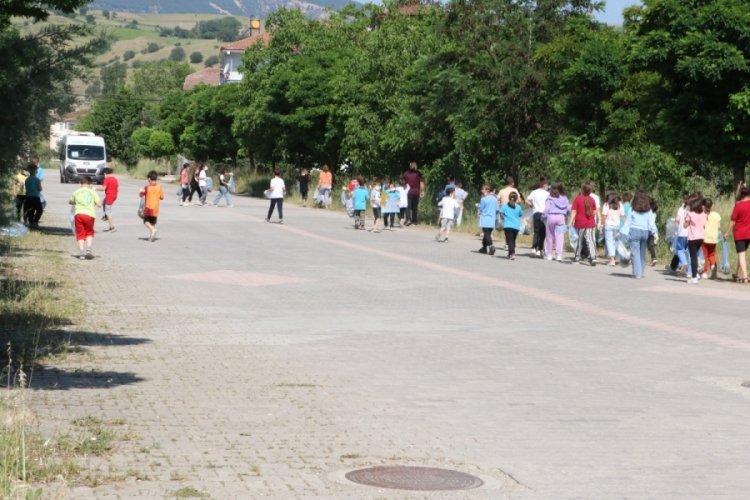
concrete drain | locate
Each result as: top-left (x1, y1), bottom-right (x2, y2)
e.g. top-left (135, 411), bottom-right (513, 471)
top-left (345, 465), bottom-right (484, 491)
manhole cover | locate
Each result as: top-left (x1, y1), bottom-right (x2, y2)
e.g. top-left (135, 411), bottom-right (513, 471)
top-left (345, 465), bottom-right (484, 491)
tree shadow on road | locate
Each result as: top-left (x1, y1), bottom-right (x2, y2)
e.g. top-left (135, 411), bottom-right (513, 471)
top-left (25, 366), bottom-right (145, 391)
top-left (35, 226), bottom-right (74, 237)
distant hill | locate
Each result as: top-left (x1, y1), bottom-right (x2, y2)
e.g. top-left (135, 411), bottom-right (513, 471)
top-left (90, 0), bottom-right (354, 18)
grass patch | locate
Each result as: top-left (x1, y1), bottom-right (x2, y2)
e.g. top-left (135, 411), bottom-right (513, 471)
top-left (173, 485), bottom-right (211, 498)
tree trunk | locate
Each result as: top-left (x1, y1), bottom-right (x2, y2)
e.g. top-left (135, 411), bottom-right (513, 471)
top-left (733, 158), bottom-right (746, 187)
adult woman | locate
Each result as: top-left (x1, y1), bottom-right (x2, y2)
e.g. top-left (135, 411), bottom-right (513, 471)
top-left (570, 183), bottom-right (598, 266)
top-left (724, 182), bottom-right (750, 282)
top-left (316, 164), bottom-right (332, 208)
top-left (626, 191), bottom-right (658, 278)
top-left (543, 182), bottom-right (569, 262)
top-left (188, 165), bottom-right (201, 205)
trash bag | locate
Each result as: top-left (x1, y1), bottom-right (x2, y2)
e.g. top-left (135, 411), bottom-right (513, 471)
top-left (0, 222), bottom-right (29, 238)
top-left (616, 238), bottom-right (631, 263)
top-left (665, 218), bottom-right (678, 247)
top-left (228, 175), bottom-right (236, 194)
top-left (721, 235), bottom-right (731, 274)
top-left (568, 226), bottom-right (579, 248)
top-left (520, 208), bottom-right (533, 235)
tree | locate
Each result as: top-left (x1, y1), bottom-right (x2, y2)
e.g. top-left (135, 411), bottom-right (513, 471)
top-left (0, 0), bottom-right (88, 29)
top-left (628, 0), bottom-right (750, 183)
top-left (193, 17), bottom-right (242, 42)
top-left (189, 51), bottom-right (203, 63)
top-left (85, 14), bottom-right (95, 24)
top-left (100, 61), bottom-right (127, 95)
top-left (204, 54), bottom-right (219, 67)
top-left (181, 85), bottom-right (241, 163)
top-left (78, 87), bottom-right (145, 165)
top-left (123, 49), bottom-right (135, 61)
top-left (169, 46), bottom-right (185, 61)
top-left (102, 9), bottom-right (110, 19)
top-left (132, 60), bottom-right (191, 100)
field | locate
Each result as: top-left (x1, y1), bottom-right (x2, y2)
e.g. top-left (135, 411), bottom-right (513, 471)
top-left (14, 10), bottom-right (247, 83)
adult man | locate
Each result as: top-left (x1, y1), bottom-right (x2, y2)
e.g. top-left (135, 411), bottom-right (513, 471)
top-left (402, 161), bottom-right (425, 226)
top-left (100, 168), bottom-right (119, 232)
top-left (526, 176), bottom-right (550, 257)
top-left (497, 175), bottom-right (521, 206)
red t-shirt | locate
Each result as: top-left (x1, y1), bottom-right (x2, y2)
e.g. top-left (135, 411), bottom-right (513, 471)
top-left (403, 169), bottom-right (422, 196)
top-left (731, 200), bottom-right (750, 240)
top-left (572, 195), bottom-right (596, 228)
top-left (102, 176), bottom-right (119, 205)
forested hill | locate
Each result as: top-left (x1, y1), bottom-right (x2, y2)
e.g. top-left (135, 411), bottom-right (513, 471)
top-left (89, 0), bottom-right (354, 17)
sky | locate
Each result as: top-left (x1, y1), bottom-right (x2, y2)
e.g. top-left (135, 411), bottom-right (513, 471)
top-left (594, 0), bottom-right (642, 25)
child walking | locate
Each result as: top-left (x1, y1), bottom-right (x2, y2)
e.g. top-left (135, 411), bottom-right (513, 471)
top-left (140, 170), bottom-right (165, 242)
top-left (69, 176), bottom-right (102, 259)
top-left (352, 178), bottom-right (369, 230)
top-left (383, 181), bottom-right (400, 230)
top-left (701, 198), bottom-right (721, 279)
top-left (435, 187), bottom-right (458, 242)
top-left (543, 182), bottom-right (569, 262)
top-left (684, 195), bottom-right (707, 284)
top-left (477, 184), bottom-right (498, 255)
top-left (369, 179), bottom-right (382, 233)
top-left (602, 193), bottom-right (625, 267)
top-left (500, 192), bottom-right (523, 259)
top-left (265, 170), bottom-right (286, 223)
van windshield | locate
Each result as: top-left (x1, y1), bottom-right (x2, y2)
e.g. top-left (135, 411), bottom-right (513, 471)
top-left (67, 145), bottom-right (104, 161)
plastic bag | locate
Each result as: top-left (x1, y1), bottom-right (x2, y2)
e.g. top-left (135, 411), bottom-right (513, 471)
top-left (228, 175), bottom-right (236, 194)
top-left (721, 235), bottom-right (731, 274)
top-left (616, 238), bottom-right (631, 262)
top-left (520, 208), bottom-right (533, 235)
top-left (0, 222), bottom-right (29, 238)
top-left (665, 218), bottom-right (677, 246)
top-left (568, 226), bottom-right (579, 248)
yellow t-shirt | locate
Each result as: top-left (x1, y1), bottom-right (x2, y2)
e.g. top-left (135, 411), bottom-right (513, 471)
top-left (70, 186), bottom-right (100, 218)
top-left (704, 211), bottom-right (721, 244)
top-left (13, 173), bottom-right (27, 196)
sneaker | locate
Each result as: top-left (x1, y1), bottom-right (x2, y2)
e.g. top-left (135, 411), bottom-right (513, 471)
top-left (546, 254), bottom-right (553, 261)
top-left (108, 227), bottom-right (117, 233)
top-left (650, 259), bottom-right (657, 266)
top-left (78, 253), bottom-right (86, 260)
top-left (478, 247), bottom-right (487, 254)
top-left (710, 265), bottom-right (717, 279)
top-left (265, 218), bottom-right (270, 223)
top-left (688, 277), bottom-right (699, 284)
top-left (84, 251), bottom-right (94, 260)
top-left (556, 255), bottom-right (563, 262)
top-left (488, 245), bottom-right (496, 256)
top-left (589, 259), bottom-right (596, 267)
top-left (700, 273), bottom-right (708, 280)
top-left (373, 229), bottom-right (380, 233)
top-left (509, 254), bottom-right (515, 260)
top-left (279, 219), bottom-right (284, 224)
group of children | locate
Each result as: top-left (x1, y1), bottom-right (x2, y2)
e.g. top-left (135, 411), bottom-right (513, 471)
top-left (347, 177), bottom-right (411, 232)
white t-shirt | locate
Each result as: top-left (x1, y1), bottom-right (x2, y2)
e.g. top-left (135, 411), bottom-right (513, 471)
top-left (438, 196), bottom-right (459, 219)
top-left (198, 169), bottom-right (207, 187)
top-left (454, 187), bottom-right (467, 206)
top-left (527, 188), bottom-right (549, 213)
top-left (370, 187), bottom-right (381, 207)
top-left (269, 177), bottom-right (285, 199)
top-left (397, 186), bottom-right (408, 208)
top-left (677, 205), bottom-right (689, 237)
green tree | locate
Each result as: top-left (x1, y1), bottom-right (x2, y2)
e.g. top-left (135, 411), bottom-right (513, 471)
top-left (100, 61), bottom-right (127, 95)
top-left (181, 85), bottom-right (241, 163)
top-left (123, 49), bottom-right (135, 61)
top-left (204, 54), bottom-right (219, 67)
top-left (78, 87), bottom-right (145, 165)
top-left (102, 9), bottom-right (110, 19)
top-left (169, 46), bottom-right (185, 62)
top-left (132, 60), bottom-right (191, 100)
top-left (628, 0), bottom-right (750, 183)
top-left (189, 51), bottom-right (203, 63)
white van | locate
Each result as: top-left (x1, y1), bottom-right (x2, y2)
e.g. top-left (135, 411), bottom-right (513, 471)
top-left (58, 132), bottom-right (108, 184)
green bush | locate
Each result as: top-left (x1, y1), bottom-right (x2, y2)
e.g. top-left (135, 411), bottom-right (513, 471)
top-left (189, 51), bottom-right (203, 64)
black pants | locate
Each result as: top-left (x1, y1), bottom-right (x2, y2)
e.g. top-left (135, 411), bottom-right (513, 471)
top-left (647, 233), bottom-right (657, 261)
top-left (407, 194), bottom-right (420, 224)
top-left (181, 185), bottom-right (190, 202)
top-left (482, 227), bottom-right (494, 249)
top-left (24, 196), bottom-right (43, 225)
top-left (384, 213), bottom-right (395, 227)
top-left (300, 188), bottom-right (308, 202)
top-left (504, 228), bottom-right (519, 256)
top-left (188, 184), bottom-right (202, 202)
top-left (15, 195), bottom-right (26, 221)
top-left (267, 198), bottom-right (283, 220)
top-left (688, 239), bottom-right (703, 278)
top-left (532, 212), bottom-right (545, 251)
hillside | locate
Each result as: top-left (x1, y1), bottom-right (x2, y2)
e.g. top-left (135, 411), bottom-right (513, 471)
top-left (90, 0), bottom-right (354, 18)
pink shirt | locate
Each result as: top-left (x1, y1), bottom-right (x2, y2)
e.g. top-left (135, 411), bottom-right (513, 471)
top-left (685, 211), bottom-right (707, 241)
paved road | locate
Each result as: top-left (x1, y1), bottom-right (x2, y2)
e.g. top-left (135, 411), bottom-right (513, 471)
top-left (29, 176), bottom-right (750, 498)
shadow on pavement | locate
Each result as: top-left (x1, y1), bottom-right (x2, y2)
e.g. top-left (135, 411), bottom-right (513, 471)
top-left (27, 366), bottom-right (145, 391)
top-left (35, 226), bottom-right (73, 237)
